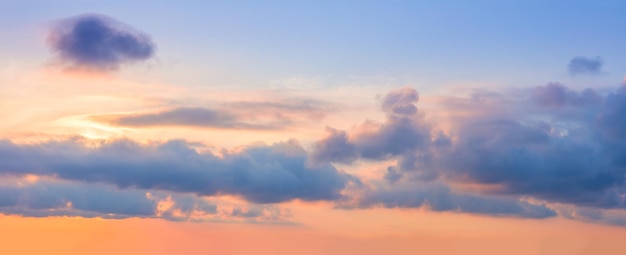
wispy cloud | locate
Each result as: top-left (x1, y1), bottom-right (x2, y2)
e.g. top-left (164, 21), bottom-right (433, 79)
top-left (92, 99), bottom-right (333, 130)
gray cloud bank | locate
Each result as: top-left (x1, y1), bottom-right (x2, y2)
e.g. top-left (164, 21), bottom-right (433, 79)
top-left (94, 99), bottom-right (333, 130)
top-left (313, 84), bottom-right (626, 225)
top-left (0, 139), bottom-right (350, 204)
top-left (4, 84), bottom-right (626, 225)
top-left (568, 56), bottom-right (604, 76)
top-left (0, 177), bottom-right (289, 222)
top-left (347, 181), bottom-right (556, 219)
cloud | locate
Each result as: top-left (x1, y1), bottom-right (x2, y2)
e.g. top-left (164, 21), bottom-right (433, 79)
top-left (568, 56), bottom-right (604, 76)
top-left (422, 84), bottom-right (626, 210)
top-left (0, 178), bottom-right (216, 220)
top-left (107, 107), bottom-right (253, 129)
top-left (381, 87), bottom-right (419, 116)
top-left (551, 204), bottom-right (626, 226)
top-left (312, 85), bottom-right (626, 224)
top-left (311, 128), bottom-right (358, 164)
top-left (47, 13), bottom-right (155, 71)
top-left (312, 87), bottom-right (431, 164)
top-left (0, 139), bottom-right (352, 204)
top-left (596, 86), bottom-right (626, 141)
top-left (349, 181), bottom-right (556, 219)
top-left (229, 204), bottom-right (291, 222)
top-left (5, 85), bottom-right (626, 224)
top-left (531, 82), bottom-right (601, 108)
top-left (0, 176), bottom-right (294, 223)
top-left (437, 118), bottom-right (625, 209)
top-left (94, 99), bottom-right (334, 130)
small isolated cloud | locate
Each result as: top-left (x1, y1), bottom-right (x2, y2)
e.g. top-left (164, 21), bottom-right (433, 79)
top-left (568, 56), bottom-right (604, 76)
top-left (47, 13), bottom-right (155, 71)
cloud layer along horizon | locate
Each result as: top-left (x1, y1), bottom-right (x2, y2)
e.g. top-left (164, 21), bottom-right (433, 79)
top-left (2, 84), bottom-right (626, 226)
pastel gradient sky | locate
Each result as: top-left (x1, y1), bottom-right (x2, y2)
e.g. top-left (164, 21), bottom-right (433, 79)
top-left (2, 1), bottom-right (626, 254)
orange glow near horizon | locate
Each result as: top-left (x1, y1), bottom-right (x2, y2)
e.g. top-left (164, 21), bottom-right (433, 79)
top-left (1, 207), bottom-right (625, 255)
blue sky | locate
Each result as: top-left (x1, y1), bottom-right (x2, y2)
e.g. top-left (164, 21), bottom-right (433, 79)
top-left (3, 0), bottom-right (626, 91)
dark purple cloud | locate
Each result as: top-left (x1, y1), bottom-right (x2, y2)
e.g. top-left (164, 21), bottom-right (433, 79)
top-left (313, 85), bottom-right (626, 222)
top-left (424, 85), bottom-right (625, 210)
top-left (0, 132), bottom-right (562, 220)
top-left (47, 14), bottom-right (155, 71)
top-left (568, 56), bottom-right (604, 76)
top-left (0, 177), bottom-right (291, 222)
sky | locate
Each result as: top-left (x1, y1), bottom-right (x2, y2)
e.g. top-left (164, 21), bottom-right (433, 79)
top-left (2, 1), bottom-right (626, 254)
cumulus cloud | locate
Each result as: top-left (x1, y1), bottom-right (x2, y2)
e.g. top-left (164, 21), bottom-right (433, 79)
top-left (531, 82), bottom-right (601, 108)
top-left (0, 139), bottom-right (351, 204)
top-left (312, 85), bottom-right (626, 224)
top-left (311, 128), bottom-right (357, 164)
top-left (568, 56), bottom-right (604, 76)
top-left (47, 13), bottom-right (155, 71)
top-left (5, 85), bottom-right (626, 224)
top-left (438, 118), bottom-right (625, 209)
top-left (419, 84), bottom-right (625, 210)
top-left (312, 87), bottom-right (431, 164)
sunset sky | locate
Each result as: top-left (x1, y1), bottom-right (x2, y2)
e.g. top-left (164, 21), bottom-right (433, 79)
top-left (2, 1), bottom-right (626, 254)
